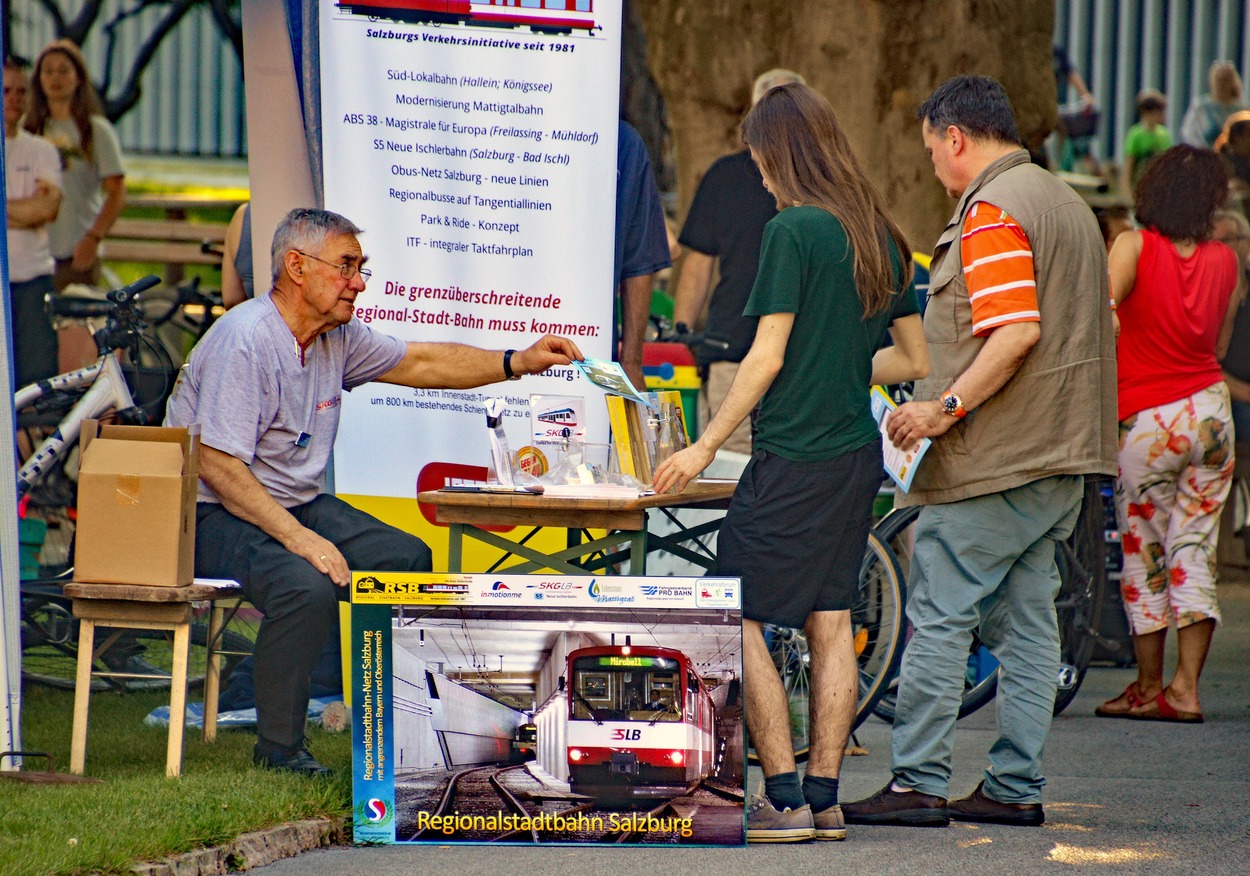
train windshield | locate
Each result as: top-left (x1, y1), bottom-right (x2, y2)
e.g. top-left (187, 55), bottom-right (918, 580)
top-left (570, 654), bottom-right (683, 722)
top-left (516, 724), bottom-right (537, 745)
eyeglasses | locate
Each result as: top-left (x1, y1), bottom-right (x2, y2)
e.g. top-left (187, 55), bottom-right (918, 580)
top-left (296, 250), bottom-right (372, 281)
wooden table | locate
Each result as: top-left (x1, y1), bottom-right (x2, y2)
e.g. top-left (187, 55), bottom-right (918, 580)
top-left (417, 480), bottom-right (737, 576)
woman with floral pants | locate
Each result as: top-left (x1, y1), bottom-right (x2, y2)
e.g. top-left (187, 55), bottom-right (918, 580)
top-left (1099, 146), bottom-right (1243, 723)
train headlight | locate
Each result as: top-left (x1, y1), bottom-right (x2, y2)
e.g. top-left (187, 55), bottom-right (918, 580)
top-left (670, 750), bottom-right (684, 765)
top-left (569, 748), bottom-right (583, 762)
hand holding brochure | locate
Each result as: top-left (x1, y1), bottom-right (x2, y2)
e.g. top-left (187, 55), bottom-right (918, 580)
top-left (574, 358), bottom-right (656, 408)
top-left (870, 386), bottom-right (931, 492)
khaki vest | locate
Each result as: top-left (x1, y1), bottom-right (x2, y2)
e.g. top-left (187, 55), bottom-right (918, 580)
top-left (901, 149), bottom-right (1118, 507)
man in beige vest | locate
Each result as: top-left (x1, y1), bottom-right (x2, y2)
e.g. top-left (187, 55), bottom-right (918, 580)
top-left (843, 75), bottom-right (1116, 828)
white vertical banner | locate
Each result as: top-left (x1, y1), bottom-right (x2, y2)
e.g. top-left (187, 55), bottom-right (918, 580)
top-left (320, 1), bottom-right (621, 499)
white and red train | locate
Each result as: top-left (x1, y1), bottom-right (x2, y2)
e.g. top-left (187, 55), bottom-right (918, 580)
top-left (337, 0), bottom-right (598, 34)
top-left (536, 645), bottom-right (716, 802)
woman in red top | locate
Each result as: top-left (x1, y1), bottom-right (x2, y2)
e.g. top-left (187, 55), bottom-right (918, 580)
top-left (1099, 146), bottom-right (1244, 724)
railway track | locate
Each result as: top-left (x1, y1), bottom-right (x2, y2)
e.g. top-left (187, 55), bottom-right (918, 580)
top-left (403, 766), bottom-right (745, 845)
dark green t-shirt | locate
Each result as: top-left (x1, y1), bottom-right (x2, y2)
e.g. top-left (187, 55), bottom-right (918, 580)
top-left (744, 205), bottom-right (919, 461)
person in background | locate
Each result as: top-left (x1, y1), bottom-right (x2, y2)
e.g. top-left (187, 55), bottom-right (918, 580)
top-left (1122, 89), bottom-right (1171, 198)
top-left (1097, 147), bottom-right (1242, 725)
top-left (165, 208), bottom-right (582, 774)
top-left (671, 67), bottom-right (804, 454)
top-left (1095, 205), bottom-right (1134, 253)
top-left (843, 74), bottom-right (1116, 830)
top-left (1213, 110), bottom-right (1250, 205)
top-left (24, 39), bottom-right (125, 372)
top-left (1180, 61), bottom-right (1246, 149)
top-left (221, 202), bottom-right (254, 309)
top-left (1052, 45), bottom-right (1099, 174)
top-left (654, 83), bottom-right (928, 843)
top-left (1215, 210), bottom-right (1250, 440)
top-left (614, 119), bottom-right (672, 393)
top-left (5, 54), bottom-right (62, 387)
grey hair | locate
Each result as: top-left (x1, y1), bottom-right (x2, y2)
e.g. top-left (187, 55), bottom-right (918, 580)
top-left (270, 208), bottom-right (363, 282)
top-left (1214, 209), bottom-right (1250, 235)
top-left (752, 68), bottom-right (806, 105)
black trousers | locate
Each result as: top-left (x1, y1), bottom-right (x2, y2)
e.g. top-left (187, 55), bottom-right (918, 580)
top-left (195, 495), bottom-right (431, 747)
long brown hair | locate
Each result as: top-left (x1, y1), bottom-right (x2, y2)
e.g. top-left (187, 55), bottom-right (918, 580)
top-left (24, 40), bottom-right (105, 161)
top-left (741, 83), bottom-right (912, 316)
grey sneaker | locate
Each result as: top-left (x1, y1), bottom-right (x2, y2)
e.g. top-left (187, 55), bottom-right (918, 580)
top-left (813, 803), bottom-right (847, 840)
top-left (746, 795), bottom-right (815, 843)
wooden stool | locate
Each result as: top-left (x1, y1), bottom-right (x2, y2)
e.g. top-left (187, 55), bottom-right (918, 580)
top-left (64, 581), bottom-right (242, 778)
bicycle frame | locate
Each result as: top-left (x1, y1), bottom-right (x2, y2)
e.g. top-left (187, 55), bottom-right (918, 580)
top-left (16, 353), bottom-right (138, 499)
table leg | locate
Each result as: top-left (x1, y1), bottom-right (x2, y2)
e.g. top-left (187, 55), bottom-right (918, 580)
top-left (202, 603), bottom-right (224, 743)
top-left (448, 523), bottom-right (465, 572)
top-left (70, 619), bottom-right (97, 775)
top-left (629, 523), bottom-right (648, 575)
top-left (167, 622), bottom-right (190, 778)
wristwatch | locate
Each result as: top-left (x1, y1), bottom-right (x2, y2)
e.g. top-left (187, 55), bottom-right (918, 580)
top-left (940, 390), bottom-right (967, 419)
top-left (502, 349), bottom-right (522, 381)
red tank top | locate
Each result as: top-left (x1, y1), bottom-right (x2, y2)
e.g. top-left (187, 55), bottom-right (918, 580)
top-left (1116, 228), bottom-right (1238, 421)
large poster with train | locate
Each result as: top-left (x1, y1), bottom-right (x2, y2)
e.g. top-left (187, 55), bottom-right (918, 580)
top-left (349, 572), bottom-right (745, 846)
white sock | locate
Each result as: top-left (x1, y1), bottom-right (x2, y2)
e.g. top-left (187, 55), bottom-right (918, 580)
top-left (890, 782), bottom-right (915, 793)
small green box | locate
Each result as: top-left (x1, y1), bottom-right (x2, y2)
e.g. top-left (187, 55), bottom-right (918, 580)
top-left (19, 517), bottom-right (48, 580)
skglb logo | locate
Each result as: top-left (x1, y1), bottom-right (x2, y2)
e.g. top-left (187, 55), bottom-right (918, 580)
top-left (365, 798), bottom-right (389, 822)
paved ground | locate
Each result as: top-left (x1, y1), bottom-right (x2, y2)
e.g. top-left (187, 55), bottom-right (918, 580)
top-left (250, 581), bottom-right (1250, 876)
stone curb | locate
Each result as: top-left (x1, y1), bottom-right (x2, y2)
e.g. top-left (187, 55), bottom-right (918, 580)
top-left (130, 817), bottom-right (348, 875)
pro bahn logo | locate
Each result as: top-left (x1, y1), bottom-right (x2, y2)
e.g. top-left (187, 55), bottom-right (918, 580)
top-left (640, 584), bottom-right (693, 601)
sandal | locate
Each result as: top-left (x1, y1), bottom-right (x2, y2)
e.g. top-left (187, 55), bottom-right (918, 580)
top-left (1095, 681), bottom-right (1148, 718)
top-left (1127, 692), bottom-right (1204, 724)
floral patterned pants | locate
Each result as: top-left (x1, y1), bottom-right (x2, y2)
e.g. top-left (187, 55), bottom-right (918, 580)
top-left (1115, 383), bottom-right (1232, 635)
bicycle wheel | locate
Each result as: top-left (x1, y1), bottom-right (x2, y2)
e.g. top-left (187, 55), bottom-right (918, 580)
top-left (870, 504), bottom-right (999, 723)
top-left (747, 532), bottom-right (906, 763)
top-left (22, 614), bottom-right (254, 693)
top-left (1052, 476), bottom-right (1107, 715)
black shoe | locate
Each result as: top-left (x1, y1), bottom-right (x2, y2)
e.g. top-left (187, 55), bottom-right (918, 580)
top-left (253, 739), bottom-right (332, 777)
top-left (948, 781), bottom-right (1044, 826)
top-left (842, 782), bottom-right (949, 826)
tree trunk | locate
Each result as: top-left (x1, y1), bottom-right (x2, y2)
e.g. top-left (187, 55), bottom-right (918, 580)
top-left (637, 0), bottom-right (1056, 252)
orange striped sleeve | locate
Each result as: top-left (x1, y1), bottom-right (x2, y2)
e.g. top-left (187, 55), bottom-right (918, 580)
top-left (961, 202), bottom-right (1039, 336)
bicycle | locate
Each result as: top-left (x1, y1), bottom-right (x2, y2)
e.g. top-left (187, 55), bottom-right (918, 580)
top-left (746, 530), bottom-right (906, 763)
top-left (16, 275), bottom-right (255, 691)
top-left (869, 475), bottom-right (1107, 722)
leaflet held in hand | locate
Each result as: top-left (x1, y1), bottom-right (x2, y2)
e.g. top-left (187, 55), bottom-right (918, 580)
top-left (871, 386), bottom-right (931, 493)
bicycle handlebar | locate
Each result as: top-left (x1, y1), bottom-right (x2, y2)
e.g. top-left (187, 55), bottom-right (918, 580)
top-left (107, 274), bottom-right (161, 304)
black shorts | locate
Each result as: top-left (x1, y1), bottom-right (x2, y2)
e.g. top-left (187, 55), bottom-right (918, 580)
top-left (718, 442), bottom-right (883, 627)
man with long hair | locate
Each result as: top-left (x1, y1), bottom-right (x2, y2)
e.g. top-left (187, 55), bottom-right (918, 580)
top-left (843, 75), bottom-right (1117, 828)
top-left (654, 83), bottom-right (928, 842)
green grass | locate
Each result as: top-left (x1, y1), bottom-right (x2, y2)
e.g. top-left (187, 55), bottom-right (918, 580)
top-left (1, 686), bottom-right (352, 876)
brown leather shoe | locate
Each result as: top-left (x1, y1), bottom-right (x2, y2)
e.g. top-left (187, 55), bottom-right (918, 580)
top-left (841, 782), bottom-right (949, 826)
top-left (948, 782), bottom-right (1044, 826)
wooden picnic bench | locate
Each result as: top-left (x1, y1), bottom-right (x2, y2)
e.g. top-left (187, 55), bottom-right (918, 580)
top-left (102, 193), bottom-right (245, 284)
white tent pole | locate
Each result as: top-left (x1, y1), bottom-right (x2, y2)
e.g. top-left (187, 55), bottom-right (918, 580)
top-left (0, 125), bottom-right (23, 767)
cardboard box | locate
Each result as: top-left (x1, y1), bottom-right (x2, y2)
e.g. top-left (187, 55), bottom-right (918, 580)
top-left (74, 421), bottom-right (200, 586)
